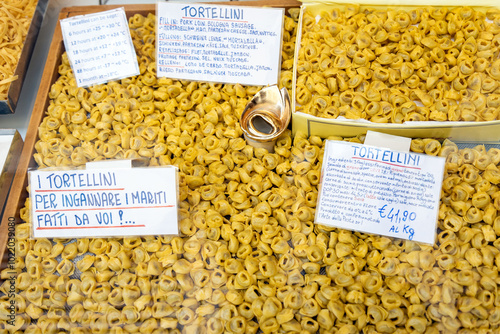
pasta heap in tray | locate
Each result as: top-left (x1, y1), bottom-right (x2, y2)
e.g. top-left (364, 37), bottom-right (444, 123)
top-left (0, 0), bottom-right (38, 100)
top-left (2, 6), bottom-right (500, 334)
top-left (296, 5), bottom-right (500, 123)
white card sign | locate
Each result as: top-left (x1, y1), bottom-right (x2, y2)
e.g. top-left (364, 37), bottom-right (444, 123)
top-left (60, 8), bottom-right (139, 88)
top-left (156, 3), bottom-right (284, 86)
top-left (364, 130), bottom-right (411, 152)
top-left (315, 141), bottom-right (445, 244)
top-left (29, 167), bottom-right (179, 238)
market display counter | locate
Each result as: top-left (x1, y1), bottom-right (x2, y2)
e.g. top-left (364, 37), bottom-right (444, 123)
top-left (2, 1), bottom-right (500, 333)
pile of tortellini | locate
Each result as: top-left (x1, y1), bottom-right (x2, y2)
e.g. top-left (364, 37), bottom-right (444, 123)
top-left (296, 5), bottom-right (500, 123)
top-left (2, 6), bottom-right (500, 334)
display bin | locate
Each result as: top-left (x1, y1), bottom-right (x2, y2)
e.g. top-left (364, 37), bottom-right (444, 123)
top-left (6, 3), bottom-right (500, 333)
top-left (291, 1), bottom-right (500, 142)
top-left (0, 0), bottom-right (301, 273)
top-left (0, 0), bottom-right (49, 114)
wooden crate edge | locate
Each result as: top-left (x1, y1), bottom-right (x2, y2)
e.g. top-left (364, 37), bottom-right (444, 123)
top-left (0, 10), bottom-right (71, 266)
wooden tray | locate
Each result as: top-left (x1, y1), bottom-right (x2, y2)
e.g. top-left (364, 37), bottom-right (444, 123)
top-left (0, 0), bottom-right (301, 266)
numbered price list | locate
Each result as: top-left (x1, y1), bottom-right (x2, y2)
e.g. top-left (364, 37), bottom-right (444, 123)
top-left (316, 141), bottom-right (445, 244)
top-left (60, 8), bottom-right (139, 87)
top-left (157, 3), bottom-right (283, 86)
top-left (29, 168), bottom-right (178, 239)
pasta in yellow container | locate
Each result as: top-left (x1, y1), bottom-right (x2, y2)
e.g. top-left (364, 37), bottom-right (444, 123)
top-left (292, 0), bottom-right (500, 142)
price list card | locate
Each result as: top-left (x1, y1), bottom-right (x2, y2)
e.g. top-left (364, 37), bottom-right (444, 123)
top-left (316, 141), bottom-right (445, 244)
top-left (157, 3), bottom-right (284, 86)
top-left (29, 167), bottom-right (179, 239)
top-left (60, 8), bottom-right (139, 88)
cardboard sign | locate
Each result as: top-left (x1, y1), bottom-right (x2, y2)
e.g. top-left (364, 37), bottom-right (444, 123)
top-left (60, 8), bottom-right (139, 88)
top-left (315, 141), bottom-right (445, 244)
top-left (156, 3), bottom-right (284, 86)
top-left (29, 166), bottom-right (179, 238)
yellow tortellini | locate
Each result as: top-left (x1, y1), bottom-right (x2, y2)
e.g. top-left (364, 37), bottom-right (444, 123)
top-left (298, 5), bottom-right (500, 123)
top-left (6, 5), bottom-right (500, 334)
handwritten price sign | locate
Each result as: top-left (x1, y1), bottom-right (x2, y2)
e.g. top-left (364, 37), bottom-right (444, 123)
top-left (377, 205), bottom-right (416, 240)
top-left (316, 141), bottom-right (445, 245)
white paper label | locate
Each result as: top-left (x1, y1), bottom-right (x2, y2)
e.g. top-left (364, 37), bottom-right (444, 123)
top-left (315, 141), bottom-right (445, 244)
top-left (60, 8), bottom-right (139, 88)
top-left (29, 167), bottom-right (179, 238)
top-left (364, 131), bottom-right (411, 152)
top-left (156, 3), bottom-right (284, 86)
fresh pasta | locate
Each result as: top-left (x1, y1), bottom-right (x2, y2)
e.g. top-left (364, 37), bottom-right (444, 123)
top-left (297, 5), bottom-right (500, 123)
top-left (4, 6), bottom-right (500, 334)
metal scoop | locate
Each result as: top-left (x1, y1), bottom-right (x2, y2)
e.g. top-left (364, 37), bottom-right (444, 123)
top-left (240, 85), bottom-right (291, 152)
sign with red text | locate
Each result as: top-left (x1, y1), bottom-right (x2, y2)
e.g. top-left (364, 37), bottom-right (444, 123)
top-left (315, 141), bottom-right (445, 244)
top-left (29, 166), bottom-right (179, 238)
top-left (156, 3), bottom-right (283, 85)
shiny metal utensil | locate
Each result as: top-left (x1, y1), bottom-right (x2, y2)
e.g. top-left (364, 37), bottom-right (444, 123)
top-left (240, 85), bottom-right (291, 152)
